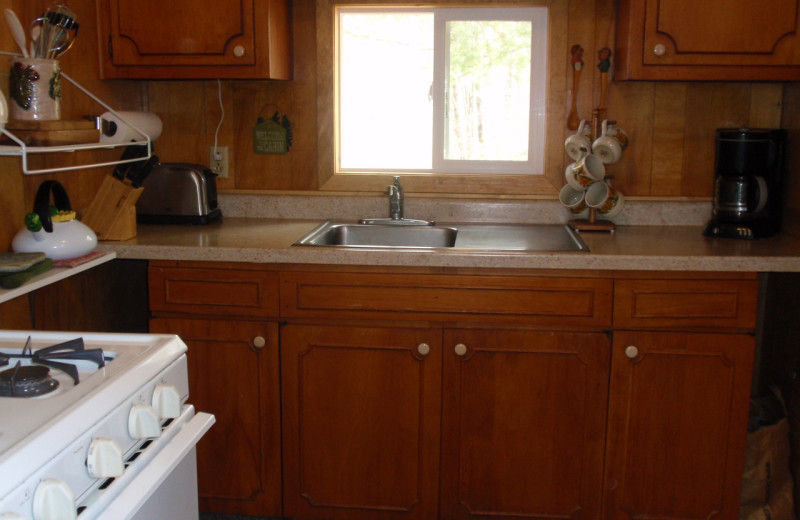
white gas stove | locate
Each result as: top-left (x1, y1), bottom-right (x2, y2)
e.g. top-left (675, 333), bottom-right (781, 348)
top-left (0, 331), bottom-right (215, 520)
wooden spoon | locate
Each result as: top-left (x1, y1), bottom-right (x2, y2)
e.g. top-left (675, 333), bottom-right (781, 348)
top-left (597, 48), bottom-right (613, 116)
top-left (567, 45), bottom-right (584, 131)
top-left (4, 9), bottom-right (28, 58)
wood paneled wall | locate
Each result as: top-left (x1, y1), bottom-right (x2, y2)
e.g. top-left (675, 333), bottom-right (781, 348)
top-left (140, 0), bottom-right (786, 198)
top-left (0, 0), bottom-right (793, 255)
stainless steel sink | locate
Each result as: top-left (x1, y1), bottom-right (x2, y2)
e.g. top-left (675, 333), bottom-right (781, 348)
top-left (454, 224), bottom-right (589, 252)
top-left (294, 221), bottom-right (589, 252)
top-left (295, 222), bottom-right (458, 248)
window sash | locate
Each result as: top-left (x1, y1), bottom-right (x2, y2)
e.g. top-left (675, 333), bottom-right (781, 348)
top-left (336, 6), bottom-right (549, 176)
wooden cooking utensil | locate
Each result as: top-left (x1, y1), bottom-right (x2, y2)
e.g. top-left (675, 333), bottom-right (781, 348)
top-left (567, 44), bottom-right (584, 131)
top-left (597, 47), bottom-right (612, 116)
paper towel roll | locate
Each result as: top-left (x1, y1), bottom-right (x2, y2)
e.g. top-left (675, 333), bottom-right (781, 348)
top-left (99, 111), bottom-right (162, 143)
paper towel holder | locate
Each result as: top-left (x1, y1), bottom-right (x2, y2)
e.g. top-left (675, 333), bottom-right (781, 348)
top-left (98, 111), bottom-right (162, 144)
top-left (0, 68), bottom-right (153, 175)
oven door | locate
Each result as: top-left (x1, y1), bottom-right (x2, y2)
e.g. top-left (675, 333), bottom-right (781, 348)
top-left (81, 406), bottom-right (215, 520)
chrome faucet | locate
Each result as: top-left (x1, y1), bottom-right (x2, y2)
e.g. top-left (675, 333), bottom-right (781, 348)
top-left (358, 176), bottom-right (433, 226)
top-left (388, 176), bottom-right (404, 220)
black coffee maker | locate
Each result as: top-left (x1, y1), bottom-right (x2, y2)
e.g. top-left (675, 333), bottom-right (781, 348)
top-left (703, 128), bottom-right (786, 239)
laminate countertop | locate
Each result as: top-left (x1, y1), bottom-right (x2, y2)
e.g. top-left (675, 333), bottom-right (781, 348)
top-left (97, 218), bottom-right (800, 272)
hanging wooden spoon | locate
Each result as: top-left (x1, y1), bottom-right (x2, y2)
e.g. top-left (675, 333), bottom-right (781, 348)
top-left (567, 44), bottom-right (584, 131)
top-left (597, 47), bottom-right (613, 119)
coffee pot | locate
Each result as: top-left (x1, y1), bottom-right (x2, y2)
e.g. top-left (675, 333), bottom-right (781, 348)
top-left (704, 128), bottom-right (786, 239)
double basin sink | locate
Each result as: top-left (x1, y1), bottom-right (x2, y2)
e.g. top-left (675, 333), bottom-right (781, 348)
top-left (294, 221), bottom-right (589, 253)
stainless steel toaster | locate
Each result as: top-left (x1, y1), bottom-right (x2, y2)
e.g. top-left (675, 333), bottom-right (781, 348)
top-left (136, 162), bottom-right (222, 224)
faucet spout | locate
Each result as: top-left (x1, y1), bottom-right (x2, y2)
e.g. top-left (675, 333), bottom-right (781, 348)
top-left (359, 176), bottom-right (433, 225)
top-left (388, 176), bottom-right (404, 220)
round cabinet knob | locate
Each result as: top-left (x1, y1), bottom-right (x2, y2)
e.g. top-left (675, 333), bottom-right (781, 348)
top-left (454, 343), bottom-right (467, 356)
top-left (33, 478), bottom-right (76, 520)
top-left (233, 45), bottom-right (246, 57)
top-left (417, 343), bottom-right (430, 356)
top-left (653, 43), bottom-right (667, 57)
top-left (152, 384), bottom-right (182, 419)
top-left (624, 345), bottom-right (639, 359)
top-left (87, 437), bottom-right (124, 479)
top-left (253, 336), bottom-right (266, 349)
top-left (0, 513), bottom-right (27, 519)
top-left (128, 403), bottom-right (161, 440)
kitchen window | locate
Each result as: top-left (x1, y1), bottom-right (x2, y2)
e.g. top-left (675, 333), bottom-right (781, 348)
top-left (336, 6), bottom-right (549, 176)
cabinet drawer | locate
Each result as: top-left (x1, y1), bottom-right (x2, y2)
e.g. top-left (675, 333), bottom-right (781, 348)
top-left (613, 279), bottom-right (758, 330)
top-left (281, 272), bottom-right (612, 327)
top-left (150, 266), bottom-right (279, 318)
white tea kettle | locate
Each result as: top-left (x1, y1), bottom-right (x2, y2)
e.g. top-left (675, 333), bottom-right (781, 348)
top-left (12, 180), bottom-right (97, 261)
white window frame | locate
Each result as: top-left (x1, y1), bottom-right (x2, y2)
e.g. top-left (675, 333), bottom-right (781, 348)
top-left (335, 5), bottom-right (549, 176)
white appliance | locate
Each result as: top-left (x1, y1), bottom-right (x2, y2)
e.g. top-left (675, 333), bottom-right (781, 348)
top-left (0, 330), bottom-right (215, 520)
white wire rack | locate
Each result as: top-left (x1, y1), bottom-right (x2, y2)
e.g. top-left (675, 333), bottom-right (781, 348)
top-left (0, 54), bottom-right (152, 174)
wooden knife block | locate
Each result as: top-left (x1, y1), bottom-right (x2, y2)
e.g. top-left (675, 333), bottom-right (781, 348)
top-left (82, 175), bottom-right (143, 241)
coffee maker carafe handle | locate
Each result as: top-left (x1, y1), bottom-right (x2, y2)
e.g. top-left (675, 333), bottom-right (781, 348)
top-left (753, 176), bottom-right (768, 214)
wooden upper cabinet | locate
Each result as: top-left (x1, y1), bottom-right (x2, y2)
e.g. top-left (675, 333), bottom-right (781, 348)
top-left (616, 0), bottom-right (800, 80)
top-left (96, 0), bottom-right (291, 79)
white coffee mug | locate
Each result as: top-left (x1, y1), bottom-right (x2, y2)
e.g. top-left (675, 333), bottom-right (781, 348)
top-left (565, 153), bottom-right (605, 191)
top-left (592, 120), bottom-right (629, 164)
top-left (585, 181), bottom-right (625, 218)
top-left (559, 184), bottom-right (588, 215)
top-left (564, 119), bottom-right (592, 161)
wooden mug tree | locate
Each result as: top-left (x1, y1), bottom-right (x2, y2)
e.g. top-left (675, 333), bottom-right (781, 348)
top-left (565, 46), bottom-right (621, 233)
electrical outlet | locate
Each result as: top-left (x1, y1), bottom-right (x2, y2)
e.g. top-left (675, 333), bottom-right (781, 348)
top-left (210, 146), bottom-right (229, 178)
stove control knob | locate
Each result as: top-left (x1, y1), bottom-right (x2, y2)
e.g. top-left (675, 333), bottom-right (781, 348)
top-left (33, 478), bottom-right (76, 520)
top-left (128, 402), bottom-right (161, 439)
top-left (87, 437), bottom-right (124, 478)
top-left (0, 513), bottom-right (26, 519)
top-left (152, 384), bottom-right (182, 419)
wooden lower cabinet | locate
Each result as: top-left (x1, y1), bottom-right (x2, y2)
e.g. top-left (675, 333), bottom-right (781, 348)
top-left (281, 324), bottom-right (443, 520)
top-left (282, 325), bottom-right (613, 520)
top-left (603, 331), bottom-right (755, 520)
top-left (147, 265), bottom-right (759, 520)
top-left (149, 318), bottom-right (282, 517)
top-left (440, 329), bottom-right (612, 520)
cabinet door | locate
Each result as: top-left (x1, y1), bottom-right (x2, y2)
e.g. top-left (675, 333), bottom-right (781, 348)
top-left (440, 329), bottom-right (611, 520)
top-left (616, 0), bottom-right (800, 80)
top-left (604, 331), bottom-right (754, 520)
top-left (150, 318), bottom-right (282, 517)
top-left (96, 0), bottom-right (290, 79)
top-left (282, 325), bottom-right (442, 520)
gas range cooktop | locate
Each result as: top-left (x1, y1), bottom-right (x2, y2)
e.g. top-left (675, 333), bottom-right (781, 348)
top-left (0, 336), bottom-right (114, 398)
top-left (0, 330), bottom-right (188, 500)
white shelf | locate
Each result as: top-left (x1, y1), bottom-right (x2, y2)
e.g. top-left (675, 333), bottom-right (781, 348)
top-left (0, 251), bottom-right (116, 305)
top-left (0, 68), bottom-right (152, 174)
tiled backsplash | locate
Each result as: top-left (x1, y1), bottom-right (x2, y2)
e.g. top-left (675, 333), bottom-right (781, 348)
top-left (219, 193), bottom-right (712, 226)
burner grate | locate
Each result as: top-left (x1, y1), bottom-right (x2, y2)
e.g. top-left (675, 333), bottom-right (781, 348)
top-left (1, 337), bottom-right (106, 389)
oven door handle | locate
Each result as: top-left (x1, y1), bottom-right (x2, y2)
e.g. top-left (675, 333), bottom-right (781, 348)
top-left (93, 409), bottom-right (215, 520)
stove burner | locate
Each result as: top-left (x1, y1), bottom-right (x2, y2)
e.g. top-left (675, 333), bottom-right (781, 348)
top-left (1, 337), bottom-right (106, 387)
top-left (0, 363), bottom-right (59, 397)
